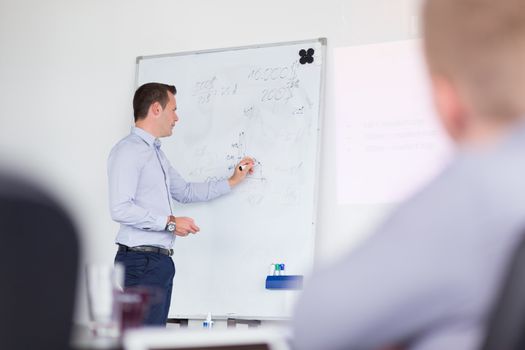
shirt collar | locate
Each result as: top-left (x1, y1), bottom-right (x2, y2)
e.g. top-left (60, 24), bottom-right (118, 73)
top-left (132, 127), bottom-right (161, 149)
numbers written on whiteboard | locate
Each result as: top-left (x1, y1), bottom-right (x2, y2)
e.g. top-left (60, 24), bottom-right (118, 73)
top-left (260, 78), bottom-right (299, 103)
top-left (261, 86), bottom-right (292, 102)
top-left (192, 76), bottom-right (238, 104)
top-left (248, 61), bottom-right (300, 103)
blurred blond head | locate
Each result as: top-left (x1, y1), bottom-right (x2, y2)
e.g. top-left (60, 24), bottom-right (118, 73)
top-left (423, 0), bottom-right (525, 142)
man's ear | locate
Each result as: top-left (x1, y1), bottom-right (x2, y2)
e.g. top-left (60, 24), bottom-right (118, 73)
top-left (431, 74), bottom-right (468, 143)
top-left (149, 101), bottom-right (162, 118)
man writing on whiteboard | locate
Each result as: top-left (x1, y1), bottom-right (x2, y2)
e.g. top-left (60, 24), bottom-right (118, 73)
top-left (294, 0), bottom-right (525, 349)
top-left (108, 82), bottom-right (254, 325)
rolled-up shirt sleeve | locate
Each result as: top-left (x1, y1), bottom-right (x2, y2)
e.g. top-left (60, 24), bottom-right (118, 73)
top-left (108, 145), bottom-right (166, 231)
top-left (167, 163), bottom-right (231, 203)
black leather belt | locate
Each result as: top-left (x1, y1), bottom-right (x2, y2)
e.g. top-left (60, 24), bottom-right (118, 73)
top-left (118, 244), bottom-right (173, 257)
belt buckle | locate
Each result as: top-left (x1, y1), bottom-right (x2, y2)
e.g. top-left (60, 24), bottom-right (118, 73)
top-left (169, 249), bottom-right (174, 256)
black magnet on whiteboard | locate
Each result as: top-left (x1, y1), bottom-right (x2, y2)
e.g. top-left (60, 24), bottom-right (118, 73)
top-left (299, 48), bottom-right (315, 64)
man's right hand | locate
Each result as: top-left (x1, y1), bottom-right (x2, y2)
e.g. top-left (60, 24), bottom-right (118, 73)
top-left (174, 216), bottom-right (200, 237)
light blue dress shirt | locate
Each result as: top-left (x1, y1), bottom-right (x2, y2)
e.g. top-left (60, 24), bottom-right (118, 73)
top-left (108, 127), bottom-right (231, 249)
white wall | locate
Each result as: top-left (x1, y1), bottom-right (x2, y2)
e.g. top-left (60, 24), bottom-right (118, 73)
top-left (0, 0), bottom-right (422, 322)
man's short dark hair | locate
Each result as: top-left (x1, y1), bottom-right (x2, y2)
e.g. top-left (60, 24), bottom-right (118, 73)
top-left (133, 83), bottom-right (177, 122)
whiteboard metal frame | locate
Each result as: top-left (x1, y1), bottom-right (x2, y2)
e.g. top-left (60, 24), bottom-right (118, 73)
top-left (133, 38), bottom-right (327, 318)
top-left (136, 38), bottom-right (327, 65)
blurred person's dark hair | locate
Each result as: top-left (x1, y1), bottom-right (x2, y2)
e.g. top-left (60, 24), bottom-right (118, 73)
top-left (0, 171), bottom-right (79, 350)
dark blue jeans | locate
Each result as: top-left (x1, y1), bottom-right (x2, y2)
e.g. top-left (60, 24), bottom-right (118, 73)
top-left (114, 250), bottom-right (175, 326)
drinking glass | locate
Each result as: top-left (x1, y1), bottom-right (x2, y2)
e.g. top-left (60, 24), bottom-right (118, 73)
top-left (85, 263), bottom-right (124, 338)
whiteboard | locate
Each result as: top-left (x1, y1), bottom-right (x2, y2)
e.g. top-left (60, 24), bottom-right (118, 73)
top-left (135, 39), bottom-right (325, 318)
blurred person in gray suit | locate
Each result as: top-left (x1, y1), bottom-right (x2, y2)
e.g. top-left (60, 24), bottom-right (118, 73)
top-left (293, 0), bottom-right (525, 349)
top-left (0, 171), bottom-right (79, 350)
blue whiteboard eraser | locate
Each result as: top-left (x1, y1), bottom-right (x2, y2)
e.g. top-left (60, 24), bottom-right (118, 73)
top-left (265, 275), bottom-right (303, 290)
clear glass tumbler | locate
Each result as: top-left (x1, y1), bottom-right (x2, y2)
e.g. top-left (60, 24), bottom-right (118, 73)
top-left (85, 263), bottom-right (124, 338)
